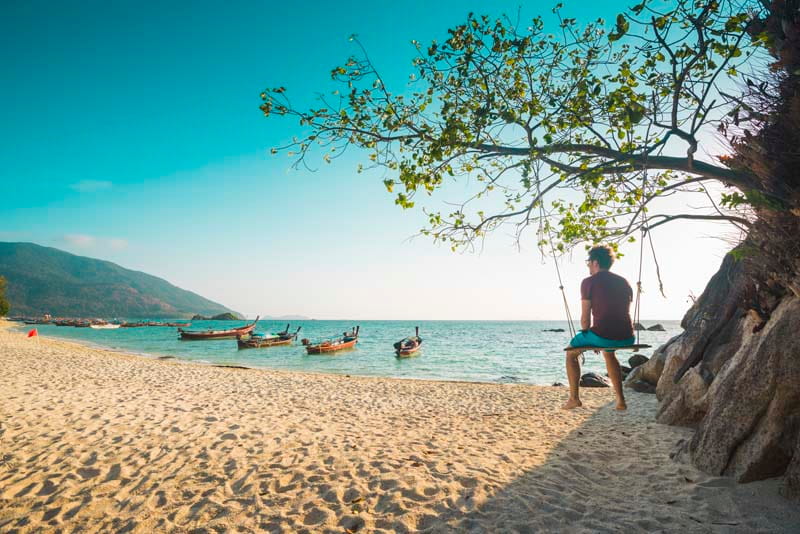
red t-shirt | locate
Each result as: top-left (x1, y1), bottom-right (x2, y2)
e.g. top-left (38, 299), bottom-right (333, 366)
top-left (580, 270), bottom-right (633, 340)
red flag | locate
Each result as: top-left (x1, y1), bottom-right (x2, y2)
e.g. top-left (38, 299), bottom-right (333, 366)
top-left (27, 328), bottom-right (38, 338)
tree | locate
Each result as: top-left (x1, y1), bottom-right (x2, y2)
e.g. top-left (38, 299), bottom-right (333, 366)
top-left (0, 276), bottom-right (9, 317)
top-left (260, 0), bottom-right (800, 491)
top-left (260, 0), bottom-right (779, 254)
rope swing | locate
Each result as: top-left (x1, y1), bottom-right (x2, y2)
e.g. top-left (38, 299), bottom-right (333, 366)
top-left (534, 154), bottom-right (665, 353)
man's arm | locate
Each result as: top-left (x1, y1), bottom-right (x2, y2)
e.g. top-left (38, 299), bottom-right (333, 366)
top-left (580, 299), bottom-right (591, 332)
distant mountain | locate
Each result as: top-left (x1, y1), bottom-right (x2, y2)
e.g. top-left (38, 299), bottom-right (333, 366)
top-left (0, 242), bottom-right (239, 318)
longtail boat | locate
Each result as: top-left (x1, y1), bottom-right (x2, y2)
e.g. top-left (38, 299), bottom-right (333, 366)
top-left (394, 326), bottom-right (422, 358)
top-left (304, 326), bottom-right (359, 354)
top-left (237, 324), bottom-right (301, 349)
top-left (178, 316), bottom-right (259, 340)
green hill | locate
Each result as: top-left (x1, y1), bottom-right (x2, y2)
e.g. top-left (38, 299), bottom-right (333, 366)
top-left (0, 242), bottom-right (239, 318)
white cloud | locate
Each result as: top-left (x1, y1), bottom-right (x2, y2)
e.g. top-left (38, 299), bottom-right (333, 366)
top-left (63, 234), bottom-right (96, 248)
top-left (60, 234), bottom-right (128, 251)
top-left (69, 180), bottom-right (112, 193)
top-left (108, 238), bottom-right (128, 250)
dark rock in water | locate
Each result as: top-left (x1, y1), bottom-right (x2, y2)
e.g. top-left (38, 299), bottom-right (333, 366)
top-left (633, 322), bottom-right (646, 331)
top-left (552, 382), bottom-right (564, 387)
top-left (647, 323), bottom-right (666, 331)
top-left (498, 375), bottom-right (521, 383)
top-left (628, 354), bottom-right (649, 369)
top-left (543, 328), bottom-right (565, 332)
top-left (191, 314), bottom-right (208, 320)
top-left (580, 372), bottom-right (610, 388)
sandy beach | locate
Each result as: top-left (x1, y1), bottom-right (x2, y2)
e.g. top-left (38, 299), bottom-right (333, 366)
top-left (1, 323), bottom-right (797, 533)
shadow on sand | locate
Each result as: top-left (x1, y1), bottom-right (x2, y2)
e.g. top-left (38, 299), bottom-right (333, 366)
top-left (438, 394), bottom-right (799, 533)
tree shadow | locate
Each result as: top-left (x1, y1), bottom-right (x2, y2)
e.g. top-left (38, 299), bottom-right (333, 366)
top-left (441, 394), bottom-right (800, 533)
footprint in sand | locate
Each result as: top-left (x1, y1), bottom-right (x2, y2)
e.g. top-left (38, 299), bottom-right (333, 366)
top-left (303, 506), bottom-right (330, 526)
top-left (36, 479), bottom-right (58, 496)
top-left (76, 467), bottom-right (101, 480)
top-left (41, 506), bottom-right (61, 522)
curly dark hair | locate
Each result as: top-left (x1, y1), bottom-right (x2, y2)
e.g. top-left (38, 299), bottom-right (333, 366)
top-left (587, 245), bottom-right (615, 270)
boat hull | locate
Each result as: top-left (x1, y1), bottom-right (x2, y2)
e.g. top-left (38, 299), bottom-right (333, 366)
top-left (179, 321), bottom-right (257, 340)
top-left (237, 336), bottom-right (294, 349)
top-left (396, 344), bottom-right (421, 357)
top-left (306, 338), bottom-right (357, 354)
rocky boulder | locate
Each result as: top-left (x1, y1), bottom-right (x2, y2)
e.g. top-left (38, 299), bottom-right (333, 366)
top-left (626, 376), bottom-right (656, 394)
top-left (679, 296), bottom-right (800, 488)
top-left (656, 367), bottom-right (710, 426)
top-left (653, 250), bottom-right (800, 498)
top-left (647, 323), bottom-right (666, 331)
top-left (580, 372), bottom-right (609, 388)
top-left (628, 354), bottom-right (648, 369)
top-left (619, 365), bottom-right (632, 380)
top-left (624, 366), bottom-right (657, 394)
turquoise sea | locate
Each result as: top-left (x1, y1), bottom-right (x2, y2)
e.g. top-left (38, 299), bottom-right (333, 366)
top-left (21, 320), bottom-right (681, 385)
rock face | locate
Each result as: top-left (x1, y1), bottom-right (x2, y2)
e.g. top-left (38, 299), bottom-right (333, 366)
top-left (653, 252), bottom-right (800, 498)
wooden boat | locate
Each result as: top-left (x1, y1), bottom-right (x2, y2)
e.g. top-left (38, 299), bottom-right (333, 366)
top-left (237, 324), bottom-right (301, 349)
top-left (90, 323), bottom-right (121, 329)
top-left (304, 326), bottom-right (359, 354)
top-left (394, 326), bottom-right (422, 358)
top-left (178, 316), bottom-right (259, 340)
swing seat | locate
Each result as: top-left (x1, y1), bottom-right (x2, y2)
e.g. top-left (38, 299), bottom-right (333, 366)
top-left (563, 344), bottom-right (651, 352)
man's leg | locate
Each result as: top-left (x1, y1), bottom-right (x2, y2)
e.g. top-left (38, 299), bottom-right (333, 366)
top-left (562, 349), bottom-right (583, 409)
top-left (602, 351), bottom-right (627, 411)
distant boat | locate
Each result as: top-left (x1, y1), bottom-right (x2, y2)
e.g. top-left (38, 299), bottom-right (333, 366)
top-left (394, 326), bottom-right (422, 358)
top-left (90, 323), bottom-right (121, 330)
top-left (304, 326), bottom-right (359, 354)
top-left (237, 324), bottom-right (301, 349)
top-left (178, 316), bottom-right (259, 340)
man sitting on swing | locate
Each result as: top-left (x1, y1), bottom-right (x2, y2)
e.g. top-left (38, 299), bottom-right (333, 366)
top-left (563, 245), bottom-right (635, 411)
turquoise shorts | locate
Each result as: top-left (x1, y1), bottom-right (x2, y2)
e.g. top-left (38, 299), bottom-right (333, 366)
top-left (569, 330), bottom-right (636, 352)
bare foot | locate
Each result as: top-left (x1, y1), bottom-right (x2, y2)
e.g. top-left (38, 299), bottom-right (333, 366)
top-left (615, 402), bottom-right (627, 411)
top-left (562, 398), bottom-right (583, 410)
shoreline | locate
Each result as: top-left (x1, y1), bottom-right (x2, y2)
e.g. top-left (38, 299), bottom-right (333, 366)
top-left (1, 321), bottom-right (798, 532)
top-left (9, 322), bottom-right (578, 387)
top-left (5, 322), bottom-right (552, 388)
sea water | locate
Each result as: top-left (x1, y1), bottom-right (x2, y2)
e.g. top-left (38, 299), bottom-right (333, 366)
top-left (23, 320), bottom-right (681, 385)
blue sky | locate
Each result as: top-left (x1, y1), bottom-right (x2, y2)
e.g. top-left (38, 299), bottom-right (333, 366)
top-left (1, 1), bottom-right (737, 319)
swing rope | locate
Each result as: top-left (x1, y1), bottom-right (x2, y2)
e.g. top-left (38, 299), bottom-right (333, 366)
top-left (632, 156), bottom-right (649, 345)
top-left (549, 232), bottom-right (577, 339)
top-left (535, 164), bottom-right (577, 339)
